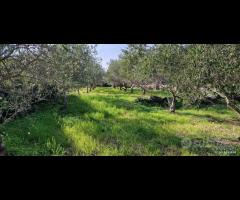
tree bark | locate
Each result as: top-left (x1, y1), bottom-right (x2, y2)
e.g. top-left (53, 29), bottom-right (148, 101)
top-left (223, 95), bottom-right (240, 116)
top-left (63, 93), bottom-right (68, 111)
top-left (169, 90), bottom-right (176, 113)
top-left (143, 89), bottom-right (146, 95)
top-left (169, 96), bottom-right (176, 113)
top-left (141, 87), bottom-right (146, 95)
top-left (130, 86), bottom-right (134, 93)
top-left (212, 89), bottom-right (240, 116)
top-left (228, 102), bottom-right (240, 115)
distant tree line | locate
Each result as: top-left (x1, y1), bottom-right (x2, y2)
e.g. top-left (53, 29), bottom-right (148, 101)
top-left (0, 44), bottom-right (105, 123)
top-left (106, 44), bottom-right (240, 115)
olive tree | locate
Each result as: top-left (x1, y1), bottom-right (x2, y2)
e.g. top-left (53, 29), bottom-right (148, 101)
top-left (0, 44), bottom-right (53, 123)
top-left (183, 44), bottom-right (240, 115)
top-left (122, 44), bottom-right (151, 94)
top-left (148, 44), bottom-right (186, 112)
top-left (107, 58), bottom-right (130, 90)
top-left (0, 44), bottom-right (104, 123)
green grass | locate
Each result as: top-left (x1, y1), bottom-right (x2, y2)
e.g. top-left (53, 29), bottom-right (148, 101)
top-left (1, 87), bottom-right (240, 156)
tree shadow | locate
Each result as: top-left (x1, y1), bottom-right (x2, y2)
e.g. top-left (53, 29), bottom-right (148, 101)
top-left (176, 111), bottom-right (240, 126)
top-left (60, 96), bottom-right (240, 155)
top-left (1, 102), bottom-right (75, 155)
top-left (6, 93), bottom-right (236, 156)
top-left (79, 116), bottom-right (183, 155)
top-left (57, 94), bottom-right (183, 155)
top-left (1, 95), bottom-right (102, 155)
top-left (91, 95), bottom-right (163, 113)
top-left (63, 95), bottom-right (98, 116)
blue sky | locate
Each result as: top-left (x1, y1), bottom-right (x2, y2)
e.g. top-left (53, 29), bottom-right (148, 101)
top-left (96, 44), bottom-right (127, 70)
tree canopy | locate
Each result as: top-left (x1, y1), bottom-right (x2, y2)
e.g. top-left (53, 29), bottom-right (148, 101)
top-left (106, 44), bottom-right (240, 115)
top-left (0, 44), bottom-right (105, 123)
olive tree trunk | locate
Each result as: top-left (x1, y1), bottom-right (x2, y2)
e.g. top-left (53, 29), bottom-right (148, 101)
top-left (141, 86), bottom-right (146, 95)
top-left (63, 92), bottom-right (68, 111)
top-left (169, 93), bottom-right (176, 113)
top-left (130, 85), bottom-right (134, 93)
top-left (212, 89), bottom-right (240, 116)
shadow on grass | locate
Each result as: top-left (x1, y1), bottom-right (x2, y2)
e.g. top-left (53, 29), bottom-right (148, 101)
top-left (176, 111), bottom-right (240, 126)
top-left (62, 95), bottom-right (240, 155)
top-left (91, 95), bottom-right (163, 113)
top-left (61, 96), bottom-right (240, 155)
top-left (4, 93), bottom-right (236, 156)
top-left (1, 95), bottom-right (102, 155)
top-left (0, 102), bottom-right (74, 156)
top-left (94, 87), bottom-right (170, 97)
top-left (64, 95), bottom-right (97, 115)
top-left (58, 95), bottom-right (183, 155)
top-left (95, 117), bottom-right (183, 155)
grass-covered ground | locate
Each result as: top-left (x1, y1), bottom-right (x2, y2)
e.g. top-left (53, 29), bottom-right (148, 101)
top-left (1, 87), bottom-right (240, 156)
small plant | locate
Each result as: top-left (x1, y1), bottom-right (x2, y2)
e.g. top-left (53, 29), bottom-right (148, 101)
top-left (45, 137), bottom-right (66, 156)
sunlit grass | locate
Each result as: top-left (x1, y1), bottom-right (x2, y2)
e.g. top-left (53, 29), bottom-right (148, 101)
top-left (1, 87), bottom-right (240, 156)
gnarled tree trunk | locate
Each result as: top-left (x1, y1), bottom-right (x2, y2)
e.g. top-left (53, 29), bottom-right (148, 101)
top-left (212, 89), bottom-right (240, 116)
top-left (63, 92), bottom-right (68, 111)
top-left (130, 85), bottom-right (134, 93)
top-left (143, 88), bottom-right (146, 95)
top-left (169, 90), bottom-right (176, 113)
top-left (228, 102), bottom-right (240, 115)
top-left (141, 86), bottom-right (146, 95)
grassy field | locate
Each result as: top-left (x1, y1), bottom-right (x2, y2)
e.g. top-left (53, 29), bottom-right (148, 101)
top-left (1, 87), bottom-right (240, 156)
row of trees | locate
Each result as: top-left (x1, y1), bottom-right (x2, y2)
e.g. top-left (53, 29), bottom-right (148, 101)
top-left (106, 44), bottom-right (240, 115)
top-left (0, 44), bottom-right (105, 123)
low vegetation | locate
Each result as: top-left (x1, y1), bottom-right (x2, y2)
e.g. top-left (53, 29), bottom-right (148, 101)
top-left (1, 88), bottom-right (239, 156)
